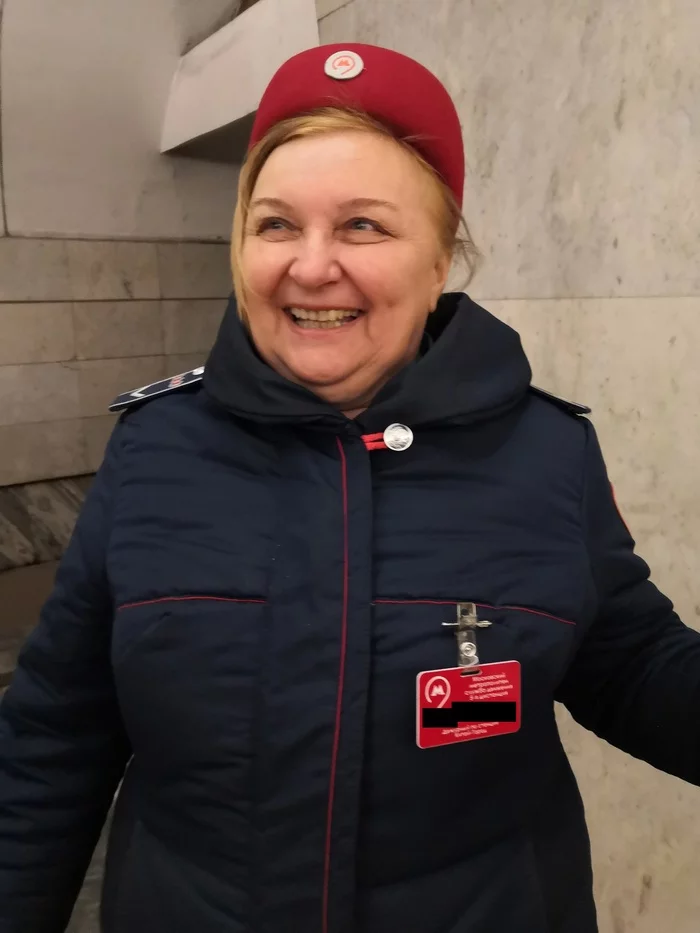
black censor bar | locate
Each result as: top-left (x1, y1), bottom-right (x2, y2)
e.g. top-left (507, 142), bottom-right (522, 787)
top-left (422, 702), bottom-right (517, 728)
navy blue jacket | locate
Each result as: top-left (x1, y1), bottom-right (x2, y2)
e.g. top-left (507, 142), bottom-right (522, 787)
top-left (2, 293), bottom-right (699, 933)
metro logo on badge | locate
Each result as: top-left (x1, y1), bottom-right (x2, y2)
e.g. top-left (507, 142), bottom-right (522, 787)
top-left (416, 661), bottom-right (521, 749)
top-left (324, 50), bottom-right (365, 81)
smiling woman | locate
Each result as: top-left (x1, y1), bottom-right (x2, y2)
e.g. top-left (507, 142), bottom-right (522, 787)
top-left (3, 41), bottom-right (700, 933)
top-left (230, 106), bottom-right (479, 415)
top-left (236, 127), bottom-right (449, 413)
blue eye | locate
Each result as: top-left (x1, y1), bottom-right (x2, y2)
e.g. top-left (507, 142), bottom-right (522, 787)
top-left (257, 217), bottom-right (288, 232)
top-left (347, 217), bottom-right (391, 236)
top-left (348, 217), bottom-right (381, 232)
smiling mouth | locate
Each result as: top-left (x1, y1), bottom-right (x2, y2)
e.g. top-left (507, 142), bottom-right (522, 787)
top-left (285, 307), bottom-right (362, 329)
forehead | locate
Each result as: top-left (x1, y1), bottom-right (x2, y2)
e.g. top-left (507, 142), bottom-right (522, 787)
top-left (252, 131), bottom-right (434, 209)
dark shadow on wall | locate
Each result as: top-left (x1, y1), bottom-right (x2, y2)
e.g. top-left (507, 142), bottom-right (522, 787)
top-left (0, 561), bottom-right (59, 687)
top-left (0, 473), bottom-right (93, 684)
top-left (165, 111), bottom-right (255, 165)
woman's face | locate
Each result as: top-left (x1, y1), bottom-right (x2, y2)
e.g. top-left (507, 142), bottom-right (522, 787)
top-left (240, 131), bottom-right (451, 414)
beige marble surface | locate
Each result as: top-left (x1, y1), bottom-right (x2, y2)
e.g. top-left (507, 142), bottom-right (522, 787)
top-left (0, 303), bottom-right (75, 365)
top-left (177, 0), bottom-right (243, 54)
top-left (320, 0), bottom-right (700, 300)
top-left (0, 239), bottom-right (232, 303)
top-left (73, 302), bottom-right (164, 361)
top-left (315, 0), bottom-right (352, 20)
top-left (67, 242), bottom-right (160, 302)
top-left (0, 0), bottom-right (5, 238)
top-left (0, 239), bottom-right (72, 302)
top-left (0, 237), bottom-right (230, 484)
top-left (0, 363), bottom-right (80, 427)
top-left (157, 243), bottom-right (232, 299)
top-left (0, 419), bottom-right (87, 492)
top-left (162, 299), bottom-right (226, 355)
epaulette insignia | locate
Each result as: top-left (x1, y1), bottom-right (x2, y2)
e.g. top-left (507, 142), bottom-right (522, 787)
top-left (529, 385), bottom-right (591, 416)
top-left (109, 366), bottom-right (204, 413)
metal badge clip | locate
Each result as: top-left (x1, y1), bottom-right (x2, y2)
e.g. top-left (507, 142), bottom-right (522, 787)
top-left (442, 602), bottom-right (492, 669)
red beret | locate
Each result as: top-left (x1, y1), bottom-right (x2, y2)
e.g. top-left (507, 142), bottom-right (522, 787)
top-left (249, 43), bottom-right (465, 204)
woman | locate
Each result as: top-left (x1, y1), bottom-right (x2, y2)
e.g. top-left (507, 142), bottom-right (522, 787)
top-left (0, 42), bottom-right (698, 933)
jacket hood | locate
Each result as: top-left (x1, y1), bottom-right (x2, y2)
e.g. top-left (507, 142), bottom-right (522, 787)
top-left (203, 292), bottom-right (532, 432)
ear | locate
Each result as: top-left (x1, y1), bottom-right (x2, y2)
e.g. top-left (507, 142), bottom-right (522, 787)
top-left (428, 251), bottom-right (452, 310)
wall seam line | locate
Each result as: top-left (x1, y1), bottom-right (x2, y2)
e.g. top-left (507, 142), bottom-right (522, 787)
top-left (0, 296), bottom-right (230, 304)
top-left (318, 0), bottom-right (355, 23)
top-left (0, 0), bottom-right (8, 234)
top-left (3, 234), bottom-right (229, 243)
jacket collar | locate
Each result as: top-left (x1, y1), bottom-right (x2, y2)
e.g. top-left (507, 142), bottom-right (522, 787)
top-left (203, 292), bottom-right (532, 432)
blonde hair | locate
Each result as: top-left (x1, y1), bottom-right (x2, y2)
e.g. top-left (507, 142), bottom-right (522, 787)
top-left (231, 107), bottom-right (480, 321)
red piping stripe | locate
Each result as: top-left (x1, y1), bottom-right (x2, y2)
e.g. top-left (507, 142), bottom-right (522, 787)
top-left (117, 596), bottom-right (266, 611)
top-left (374, 598), bottom-right (455, 606)
top-left (374, 598), bottom-right (576, 627)
top-left (322, 438), bottom-right (350, 933)
top-left (497, 604), bottom-right (576, 627)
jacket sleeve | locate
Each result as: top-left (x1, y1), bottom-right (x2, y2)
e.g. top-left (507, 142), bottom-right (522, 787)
top-left (556, 419), bottom-right (700, 784)
top-left (0, 426), bottom-right (131, 933)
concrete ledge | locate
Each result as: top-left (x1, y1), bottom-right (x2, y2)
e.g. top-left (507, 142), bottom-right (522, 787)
top-left (161, 0), bottom-right (319, 154)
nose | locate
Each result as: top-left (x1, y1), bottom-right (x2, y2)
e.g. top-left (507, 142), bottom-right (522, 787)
top-left (287, 231), bottom-right (341, 289)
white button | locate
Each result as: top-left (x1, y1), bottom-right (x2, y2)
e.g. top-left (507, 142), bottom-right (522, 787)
top-left (383, 423), bottom-right (414, 452)
top-left (192, 366), bottom-right (205, 376)
top-left (324, 50), bottom-right (365, 81)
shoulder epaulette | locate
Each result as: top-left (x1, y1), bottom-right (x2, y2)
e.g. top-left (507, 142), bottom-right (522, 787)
top-left (109, 366), bottom-right (205, 413)
top-left (529, 385), bottom-right (591, 416)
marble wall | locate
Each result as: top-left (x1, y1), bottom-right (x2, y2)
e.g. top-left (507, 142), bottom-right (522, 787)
top-left (0, 0), bottom-right (237, 489)
top-left (0, 5), bottom-right (234, 923)
top-left (0, 240), bottom-right (229, 487)
top-left (0, 0), bottom-right (6, 238)
top-left (1, 0), bottom-right (239, 240)
top-left (320, 1), bottom-right (700, 931)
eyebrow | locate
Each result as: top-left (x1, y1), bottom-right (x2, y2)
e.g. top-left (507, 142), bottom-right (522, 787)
top-left (250, 196), bottom-right (399, 213)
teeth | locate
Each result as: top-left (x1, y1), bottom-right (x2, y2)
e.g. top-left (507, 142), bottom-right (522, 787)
top-left (288, 307), bottom-right (361, 322)
top-left (296, 319), bottom-right (348, 329)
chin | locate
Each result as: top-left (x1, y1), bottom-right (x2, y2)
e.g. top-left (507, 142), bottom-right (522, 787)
top-left (289, 367), bottom-right (352, 391)
top-left (281, 352), bottom-right (357, 391)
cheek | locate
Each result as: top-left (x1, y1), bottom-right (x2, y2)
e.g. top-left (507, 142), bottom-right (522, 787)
top-left (344, 255), bottom-right (390, 306)
top-left (352, 248), bottom-right (435, 318)
top-left (347, 247), bottom-right (423, 305)
top-left (241, 242), bottom-right (285, 299)
top-left (368, 244), bottom-right (435, 293)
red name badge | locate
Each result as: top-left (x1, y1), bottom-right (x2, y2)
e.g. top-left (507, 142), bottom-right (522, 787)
top-left (416, 661), bottom-right (521, 749)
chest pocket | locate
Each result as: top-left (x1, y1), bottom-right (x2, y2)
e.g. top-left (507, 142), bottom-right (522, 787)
top-left (111, 598), bottom-right (267, 777)
top-left (371, 599), bottom-right (577, 683)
